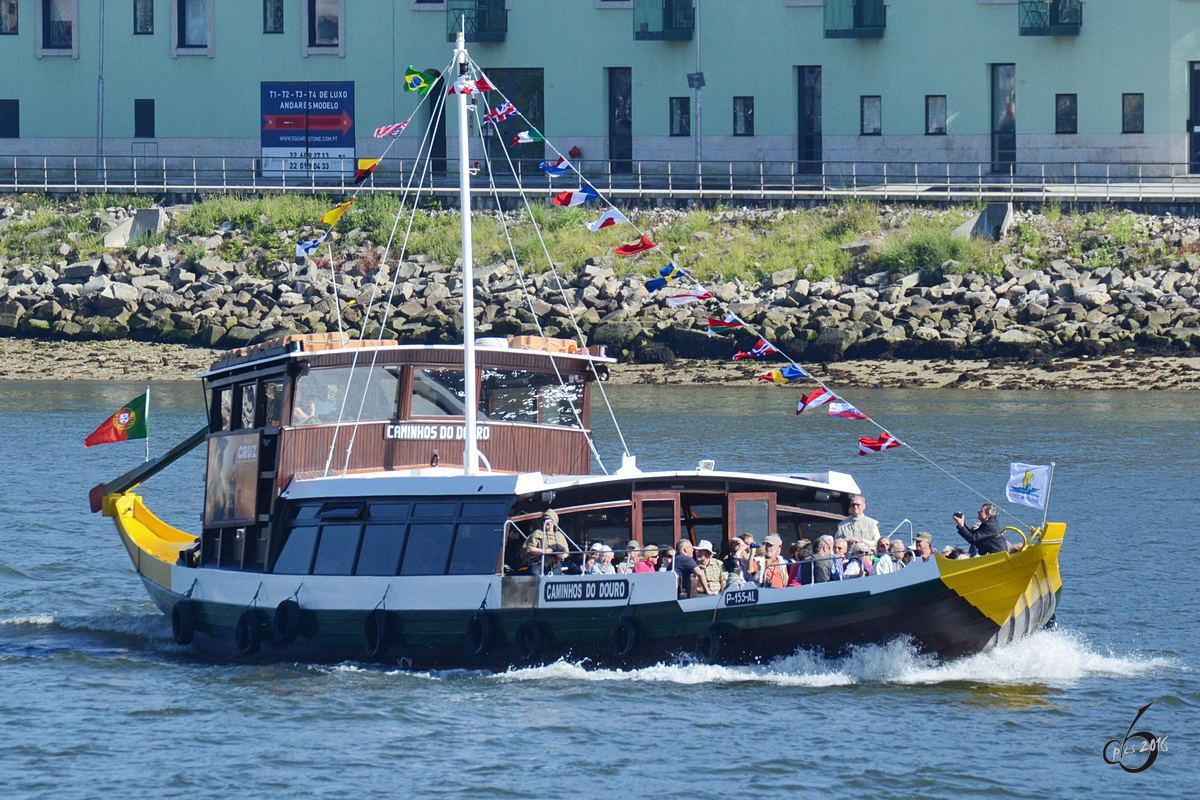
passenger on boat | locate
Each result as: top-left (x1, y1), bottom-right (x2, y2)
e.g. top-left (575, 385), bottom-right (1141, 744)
top-left (617, 540), bottom-right (641, 574)
top-left (812, 535), bottom-right (836, 583)
top-left (941, 546), bottom-right (967, 559)
top-left (723, 538), bottom-right (750, 577)
top-left (873, 540), bottom-right (907, 575)
top-left (520, 510), bottom-right (571, 571)
top-left (748, 534), bottom-right (789, 589)
top-left (673, 540), bottom-right (707, 597)
top-left (591, 545), bottom-right (617, 574)
top-left (292, 383), bottom-right (337, 425)
top-left (874, 537), bottom-right (891, 566)
top-left (837, 495), bottom-right (881, 549)
top-left (953, 505), bottom-right (1007, 556)
top-left (725, 559), bottom-right (747, 590)
top-left (913, 531), bottom-right (934, 562)
top-left (832, 538), bottom-right (849, 579)
top-left (584, 543), bottom-right (603, 574)
top-left (787, 539), bottom-right (815, 586)
top-left (634, 545), bottom-right (659, 574)
top-left (842, 543), bottom-right (872, 579)
top-left (529, 543), bottom-right (572, 576)
top-left (695, 541), bottom-right (727, 595)
top-left (658, 547), bottom-right (676, 572)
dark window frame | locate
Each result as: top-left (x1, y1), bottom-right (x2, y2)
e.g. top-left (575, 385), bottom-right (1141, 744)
top-left (263, 0), bottom-right (284, 34)
top-left (1122, 93), bottom-right (1145, 134)
top-left (669, 96), bottom-right (690, 137)
top-left (0, 100), bottom-right (18, 139)
top-left (134, 0), bottom-right (154, 34)
top-left (1055, 93), bottom-right (1078, 135)
top-left (733, 96), bottom-right (754, 137)
top-left (860, 95), bottom-right (882, 136)
top-left (925, 95), bottom-right (946, 136)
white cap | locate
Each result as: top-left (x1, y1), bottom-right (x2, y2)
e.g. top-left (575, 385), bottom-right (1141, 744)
top-left (600, 545), bottom-right (613, 553)
top-left (590, 542), bottom-right (605, 551)
top-left (696, 540), bottom-right (715, 554)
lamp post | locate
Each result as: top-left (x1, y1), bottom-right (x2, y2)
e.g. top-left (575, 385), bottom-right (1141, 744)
top-left (694, 0), bottom-right (701, 168)
top-left (97, 0), bottom-right (105, 170)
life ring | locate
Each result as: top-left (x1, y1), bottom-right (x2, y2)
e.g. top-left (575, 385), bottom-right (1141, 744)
top-left (235, 609), bottom-right (261, 656)
top-left (171, 599), bottom-right (196, 646)
top-left (364, 609), bottom-right (391, 661)
top-left (696, 626), bottom-right (721, 663)
top-left (610, 618), bottom-right (638, 659)
top-left (466, 610), bottom-right (493, 656)
top-left (513, 620), bottom-right (544, 662)
top-left (273, 599), bottom-right (301, 645)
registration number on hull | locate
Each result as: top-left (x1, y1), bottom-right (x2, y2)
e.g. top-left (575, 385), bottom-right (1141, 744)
top-left (724, 588), bottom-right (759, 607)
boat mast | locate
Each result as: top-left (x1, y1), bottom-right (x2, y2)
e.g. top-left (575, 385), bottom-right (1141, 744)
top-left (456, 28), bottom-right (480, 476)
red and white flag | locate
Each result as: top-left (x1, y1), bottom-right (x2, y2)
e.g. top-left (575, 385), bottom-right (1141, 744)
top-left (449, 76), bottom-right (496, 95)
top-left (706, 314), bottom-right (743, 337)
top-left (665, 290), bottom-right (713, 308)
top-left (796, 388), bottom-right (835, 415)
top-left (483, 102), bottom-right (517, 124)
top-left (586, 208), bottom-right (629, 232)
top-left (373, 121), bottom-right (409, 138)
top-left (828, 401), bottom-right (868, 420)
top-left (859, 431), bottom-right (902, 455)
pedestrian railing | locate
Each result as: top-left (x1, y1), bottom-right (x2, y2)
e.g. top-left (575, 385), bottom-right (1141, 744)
top-left (2, 154), bottom-right (1199, 203)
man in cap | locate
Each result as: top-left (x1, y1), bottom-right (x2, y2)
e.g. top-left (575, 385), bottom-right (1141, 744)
top-left (953, 505), bottom-right (1007, 556)
top-left (617, 540), bottom-right (641, 574)
top-left (694, 540), bottom-right (727, 595)
top-left (913, 531), bottom-right (936, 562)
top-left (836, 495), bottom-right (881, 549)
top-left (748, 534), bottom-right (789, 588)
top-left (874, 539), bottom-right (908, 575)
top-left (520, 509), bottom-right (571, 572)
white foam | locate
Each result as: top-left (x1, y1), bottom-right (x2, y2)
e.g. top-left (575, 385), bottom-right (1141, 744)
top-left (0, 614), bottom-right (55, 626)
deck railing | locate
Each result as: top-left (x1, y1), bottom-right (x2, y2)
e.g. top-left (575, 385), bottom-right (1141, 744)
top-left (2, 155), bottom-right (1200, 203)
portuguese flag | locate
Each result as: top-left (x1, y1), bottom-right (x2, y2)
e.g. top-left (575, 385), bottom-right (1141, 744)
top-left (85, 390), bottom-right (149, 448)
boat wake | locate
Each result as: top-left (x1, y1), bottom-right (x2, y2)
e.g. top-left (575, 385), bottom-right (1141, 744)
top-left (0, 612), bottom-right (174, 650)
top-left (486, 629), bottom-right (1176, 688)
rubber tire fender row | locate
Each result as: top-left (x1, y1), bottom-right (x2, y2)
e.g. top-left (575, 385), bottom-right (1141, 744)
top-left (513, 619), bottom-right (545, 662)
top-left (171, 599), bottom-right (196, 646)
top-left (696, 626), bottom-right (721, 664)
top-left (235, 609), bottom-right (262, 656)
top-left (610, 617), bottom-right (638, 659)
top-left (273, 599), bottom-right (301, 645)
top-left (466, 610), bottom-right (494, 656)
top-left (364, 608), bottom-right (391, 661)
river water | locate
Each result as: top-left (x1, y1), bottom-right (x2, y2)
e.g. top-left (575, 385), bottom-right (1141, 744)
top-left (0, 380), bottom-right (1194, 798)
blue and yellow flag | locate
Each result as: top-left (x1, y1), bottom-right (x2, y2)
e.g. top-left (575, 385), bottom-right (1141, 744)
top-left (645, 263), bottom-right (681, 291)
top-left (405, 66), bottom-right (439, 97)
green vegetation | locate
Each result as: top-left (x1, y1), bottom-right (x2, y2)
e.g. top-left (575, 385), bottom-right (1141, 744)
top-left (868, 215), bottom-right (1003, 277)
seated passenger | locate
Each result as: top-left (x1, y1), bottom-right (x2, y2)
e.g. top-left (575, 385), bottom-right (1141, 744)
top-left (812, 535), bottom-right (836, 583)
top-left (748, 534), bottom-right (789, 589)
top-left (940, 546), bottom-right (965, 560)
top-left (837, 495), bottom-right (881, 549)
top-left (658, 547), bottom-right (676, 572)
top-left (520, 510), bottom-right (570, 573)
top-left (634, 544), bottom-right (659, 573)
top-left (584, 542), bottom-right (603, 574)
top-left (787, 540), bottom-right (815, 586)
top-left (589, 544), bottom-right (616, 574)
top-left (832, 538), bottom-right (849, 580)
top-left (723, 538), bottom-right (750, 577)
top-left (841, 543), bottom-right (872, 579)
top-left (694, 540), bottom-right (727, 595)
top-left (874, 537), bottom-right (891, 567)
top-left (673, 540), bottom-right (707, 598)
top-left (913, 531), bottom-right (935, 563)
top-left (725, 558), bottom-right (747, 590)
top-left (617, 540), bottom-right (641, 574)
top-left (952, 505), bottom-right (1007, 556)
top-left (530, 543), bottom-right (571, 576)
top-left (874, 540), bottom-right (907, 575)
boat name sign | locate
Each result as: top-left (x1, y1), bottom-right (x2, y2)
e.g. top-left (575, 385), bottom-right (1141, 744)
top-left (543, 579), bottom-right (630, 603)
top-left (384, 423), bottom-right (492, 441)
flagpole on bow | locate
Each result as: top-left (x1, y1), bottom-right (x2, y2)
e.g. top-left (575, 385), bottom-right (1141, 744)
top-left (143, 385), bottom-right (150, 462)
top-left (1039, 461), bottom-right (1056, 533)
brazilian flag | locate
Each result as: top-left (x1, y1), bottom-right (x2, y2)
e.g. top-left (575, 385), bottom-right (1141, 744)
top-left (404, 66), bottom-right (439, 97)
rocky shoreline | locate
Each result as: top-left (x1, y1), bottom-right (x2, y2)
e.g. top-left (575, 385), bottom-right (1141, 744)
top-left (3, 199), bottom-right (1200, 368)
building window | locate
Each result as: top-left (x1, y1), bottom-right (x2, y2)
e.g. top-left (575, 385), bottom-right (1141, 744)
top-left (134, 0), bottom-right (153, 34)
top-left (42, 0), bottom-right (74, 49)
top-left (302, 0), bottom-right (343, 56)
top-left (670, 96), bottom-right (690, 137)
top-left (925, 95), bottom-right (946, 135)
top-left (0, 100), bottom-right (18, 139)
top-left (861, 95), bottom-right (882, 136)
top-left (733, 96), bottom-right (754, 136)
top-left (264, 0), bottom-right (283, 33)
top-left (177, 0), bottom-right (206, 47)
top-left (1055, 93), bottom-right (1077, 134)
top-left (1122, 93), bottom-right (1144, 134)
top-left (134, 99), bottom-right (155, 139)
top-left (0, 1), bottom-right (17, 35)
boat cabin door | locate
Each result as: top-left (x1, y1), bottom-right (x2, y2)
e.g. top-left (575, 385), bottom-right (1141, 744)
top-left (632, 491), bottom-right (776, 550)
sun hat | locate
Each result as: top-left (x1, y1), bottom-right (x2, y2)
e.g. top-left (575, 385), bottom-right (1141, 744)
top-left (695, 540), bottom-right (715, 554)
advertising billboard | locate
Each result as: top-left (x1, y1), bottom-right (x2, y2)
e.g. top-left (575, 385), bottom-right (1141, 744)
top-left (261, 81), bottom-right (355, 179)
top-left (204, 432), bottom-right (262, 528)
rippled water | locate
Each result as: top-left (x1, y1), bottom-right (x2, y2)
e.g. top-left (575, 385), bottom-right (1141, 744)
top-left (0, 380), bottom-right (1195, 797)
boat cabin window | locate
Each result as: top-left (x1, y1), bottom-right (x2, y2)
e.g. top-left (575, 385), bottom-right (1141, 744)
top-left (211, 386), bottom-right (233, 431)
top-left (240, 383), bottom-right (257, 430)
top-left (731, 495), bottom-right (771, 543)
top-left (357, 524), bottom-right (407, 575)
top-left (293, 366), bottom-right (400, 426)
top-left (273, 525), bottom-right (319, 574)
top-left (262, 380), bottom-right (285, 428)
top-left (481, 369), bottom-right (585, 427)
top-left (312, 524), bottom-right (362, 575)
top-left (401, 523), bottom-right (455, 575)
top-left (411, 369), bottom-right (467, 417)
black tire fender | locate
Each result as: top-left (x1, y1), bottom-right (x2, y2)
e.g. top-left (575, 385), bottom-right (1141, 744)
top-left (171, 600), bottom-right (196, 646)
top-left (513, 620), bottom-right (544, 662)
top-left (610, 617), bottom-right (638, 659)
top-left (364, 608), bottom-right (391, 661)
top-left (235, 609), bottom-right (261, 656)
top-left (696, 626), bottom-right (721, 664)
top-left (466, 610), bottom-right (493, 656)
top-left (273, 599), bottom-right (301, 645)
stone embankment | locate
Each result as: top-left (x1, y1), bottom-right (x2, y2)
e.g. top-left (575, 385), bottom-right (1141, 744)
top-left (2, 203), bottom-right (1200, 364)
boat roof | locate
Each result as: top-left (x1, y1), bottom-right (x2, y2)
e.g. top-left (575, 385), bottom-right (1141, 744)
top-left (281, 467), bottom-right (859, 500)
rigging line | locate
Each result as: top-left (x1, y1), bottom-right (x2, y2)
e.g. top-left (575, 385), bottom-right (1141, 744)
top-left (469, 91), bottom-right (609, 475)
top-left (468, 59), bottom-right (632, 459)
top-left (323, 63), bottom-right (455, 477)
top-left (340, 82), bottom-right (457, 475)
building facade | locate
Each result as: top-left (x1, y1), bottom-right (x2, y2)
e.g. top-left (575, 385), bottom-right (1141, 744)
top-left (0, 1), bottom-right (1199, 176)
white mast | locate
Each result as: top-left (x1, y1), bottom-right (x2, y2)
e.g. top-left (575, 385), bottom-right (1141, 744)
top-left (456, 29), bottom-right (480, 476)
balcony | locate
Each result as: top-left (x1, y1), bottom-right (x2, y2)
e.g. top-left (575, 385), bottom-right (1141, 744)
top-left (1019, 0), bottom-right (1082, 36)
top-left (447, 0), bottom-right (507, 43)
top-left (825, 0), bottom-right (885, 39)
top-left (634, 0), bottom-right (694, 41)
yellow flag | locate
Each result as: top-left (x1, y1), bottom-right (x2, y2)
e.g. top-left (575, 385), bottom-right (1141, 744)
top-left (321, 199), bottom-right (354, 225)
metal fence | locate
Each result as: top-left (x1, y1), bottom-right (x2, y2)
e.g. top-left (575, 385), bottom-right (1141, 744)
top-left (2, 154), bottom-right (1200, 203)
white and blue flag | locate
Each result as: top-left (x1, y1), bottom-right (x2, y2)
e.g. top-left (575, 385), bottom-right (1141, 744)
top-left (1006, 462), bottom-right (1052, 510)
top-left (295, 234), bottom-right (327, 259)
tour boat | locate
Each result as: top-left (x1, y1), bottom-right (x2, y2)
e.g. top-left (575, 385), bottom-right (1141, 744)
top-left (91, 35), bottom-right (1065, 669)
